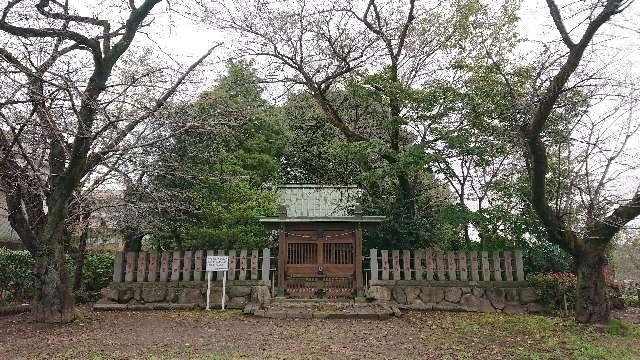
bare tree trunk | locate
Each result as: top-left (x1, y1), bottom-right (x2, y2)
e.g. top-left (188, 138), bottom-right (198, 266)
top-left (575, 247), bottom-right (609, 323)
top-left (397, 173), bottom-right (416, 220)
top-left (29, 189), bottom-right (75, 322)
top-left (463, 223), bottom-right (471, 246)
top-left (31, 236), bottom-right (74, 323)
top-left (520, 0), bottom-right (630, 324)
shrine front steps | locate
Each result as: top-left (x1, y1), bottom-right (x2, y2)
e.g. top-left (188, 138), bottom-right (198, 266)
top-left (243, 298), bottom-right (400, 320)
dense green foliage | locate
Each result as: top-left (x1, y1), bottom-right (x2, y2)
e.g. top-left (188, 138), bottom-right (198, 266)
top-left (129, 58), bottom-right (576, 274)
top-left (0, 249), bottom-right (113, 304)
top-left (528, 271), bottom-right (628, 312)
top-left (0, 249), bottom-right (34, 303)
top-left (528, 272), bottom-right (578, 311)
top-left (118, 14), bottom-right (576, 273)
top-left (147, 61), bottom-right (285, 250)
top-left (80, 253), bottom-right (115, 295)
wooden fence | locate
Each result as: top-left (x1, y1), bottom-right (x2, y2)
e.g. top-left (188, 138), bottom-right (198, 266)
top-left (112, 249), bottom-right (273, 283)
top-left (365, 249), bottom-right (525, 282)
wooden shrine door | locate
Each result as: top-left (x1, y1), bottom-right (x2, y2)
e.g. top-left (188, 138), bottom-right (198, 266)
top-left (284, 229), bottom-right (355, 298)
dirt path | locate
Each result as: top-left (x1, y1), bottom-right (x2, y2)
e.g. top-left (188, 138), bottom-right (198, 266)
top-left (1, 307), bottom-right (639, 360)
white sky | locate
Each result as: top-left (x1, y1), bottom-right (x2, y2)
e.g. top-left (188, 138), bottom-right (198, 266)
top-left (139, 0), bottom-right (640, 89)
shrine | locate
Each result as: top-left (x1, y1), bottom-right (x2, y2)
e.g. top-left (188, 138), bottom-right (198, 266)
top-left (259, 185), bottom-right (385, 298)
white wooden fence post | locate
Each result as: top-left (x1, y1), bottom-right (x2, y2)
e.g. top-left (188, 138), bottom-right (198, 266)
top-left (228, 250), bottom-right (237, 280)
top-left (262, 248), bottom-right (270, 281)
top-left (414, 249), bottom-right (423, 281)
top-left (136, 252), bottom-right (147, 283)
top-left (147, 251), bottom-right (158, 282)
top-left (458, 251), bottom-right (467, 281)
top-left (447, 252), bottom-right (457, 281)
top-left (469, 251), bottom-right (479, 282)
top-left (503, 251), bottom-right (513, 281)
top-left (425, 249), bottom-right (434, 281)
top-left (369, 248), bottom-right (378, 281)
top-left (113, 252), bottom-right (124, 283)
top-left (515, 250), bottom-right (525, 281)
top-left (125, 251), bottom-right (136, 282)
top-left (239, 249), bottom-right (247, 280)
top-left (402, 250), bottom-right (411, 280)
top-left (381, 250), bottom-right (389, 280)
top-left (170, 250), bottom-right (182, 282)
top-left (193, 250), bottom-right (203, 282)
top-left (492, 251), bottom-right (502, 281)
top-left (392, 250), bottom-right (401, 280)
top-left (481, 251), bottom-right (490, 282)
top-left (251, 249), bottom-right (259, 280)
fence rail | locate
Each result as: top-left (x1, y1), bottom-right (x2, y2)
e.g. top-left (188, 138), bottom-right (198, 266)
top-left (113, 248), bottom-right (525, 285)
top-left (366, 249), bottom-right (525, 282)
top-left (112, 248), bottom-right (273, 283)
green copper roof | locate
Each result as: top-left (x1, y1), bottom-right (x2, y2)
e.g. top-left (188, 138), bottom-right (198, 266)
top-left (259, 216), bottom-right (386, 223)
top-left (278, 184), bottom-right (361, 217)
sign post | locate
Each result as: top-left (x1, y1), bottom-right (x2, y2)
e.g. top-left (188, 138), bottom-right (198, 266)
top-left (206, 270), bottom-right (212, 310)
top-left (205, 255), bottom-right (229, 310)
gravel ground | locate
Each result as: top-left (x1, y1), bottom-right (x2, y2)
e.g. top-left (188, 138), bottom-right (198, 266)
top-left (1, 306), bottom-right (639, 360)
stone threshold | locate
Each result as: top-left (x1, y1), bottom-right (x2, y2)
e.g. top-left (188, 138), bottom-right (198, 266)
top-left (271, 298), bottom-right (355, 304)
top-left (93, 303), bottom-right (201, 311)
top-left (245, 300), bottom-right (400, 320)
top-left (0, 303), bottom-right (31, 316)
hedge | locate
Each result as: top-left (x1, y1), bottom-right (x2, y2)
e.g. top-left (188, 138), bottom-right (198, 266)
top-left (528, 272), bottom-right (628, 312)
top-left (0, 249), bottom-right (114, 304)
top-left (528, 272), bottom-right (577, 311)
top-left (0, 249), bottom-right (34, 303)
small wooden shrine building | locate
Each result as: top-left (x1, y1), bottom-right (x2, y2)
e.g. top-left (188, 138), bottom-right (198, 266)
top-left (259, 185), bottom-right (384, 298)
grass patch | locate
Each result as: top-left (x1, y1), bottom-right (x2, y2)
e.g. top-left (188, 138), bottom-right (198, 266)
top-left (163, 308), bottom-right (243, 321)
top-left (192, 355), bottom-right (238, 360)
top-left (437, 312), bottom-right (640, 360)
top-left (318, 305), bottom-right (342, 314)
top-left (606, 319), bottom-right (639, 338)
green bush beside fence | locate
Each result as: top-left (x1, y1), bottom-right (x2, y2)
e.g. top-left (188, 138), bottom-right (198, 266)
top-left (528, 272), bottom-right (577, 311)
top-left (528, 272), bottom-right (630, 312)
top-left (0, 249), bottom-right (114, 304)
top-left (0, 249), bottom-right (34, 303)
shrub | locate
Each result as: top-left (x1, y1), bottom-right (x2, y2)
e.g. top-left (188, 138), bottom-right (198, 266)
top-left (80, 252), bottom-right (114, 293)
top-left (0, 249), bottom-right (34, 303)
top-left (619, 281), bottom-right (640, 307)
top-left (528, 272), bottom-right (577, 311)
top-left (0, 249), bottom-right (114, 304)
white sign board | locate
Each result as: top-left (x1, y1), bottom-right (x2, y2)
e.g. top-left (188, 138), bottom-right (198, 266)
top-left (206, 255), bottom-right (229, 311)
top-left (206, 255), bottom-right (229, 272)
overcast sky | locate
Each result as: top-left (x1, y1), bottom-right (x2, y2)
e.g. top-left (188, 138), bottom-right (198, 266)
top-left (139, 0), bottom-right (640, 90)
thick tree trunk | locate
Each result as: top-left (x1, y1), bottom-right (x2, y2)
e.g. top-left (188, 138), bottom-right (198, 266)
top-left (397, 173), bottom-right (416, 220)
top-left (463, 223), bottom-right (471, 246)
top-left (122, 227), bottom-right (144, 252)
top-left (575, 249), bottom-right (609, 324)
top-left (30, 187), bottom-right (76, 323)
top-left (31, 243), bottom-right (74, 323)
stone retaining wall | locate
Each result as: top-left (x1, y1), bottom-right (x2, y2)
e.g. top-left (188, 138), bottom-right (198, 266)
top-left (99, 280), bottom-right (271, 309)
top-left (366, 280), bottom-right (543, 314)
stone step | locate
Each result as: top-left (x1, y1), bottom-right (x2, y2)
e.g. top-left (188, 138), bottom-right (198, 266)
top-left (93, 303), bottom-right (199, 311)
top-left (247, 300), bottom-right (399, 320)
